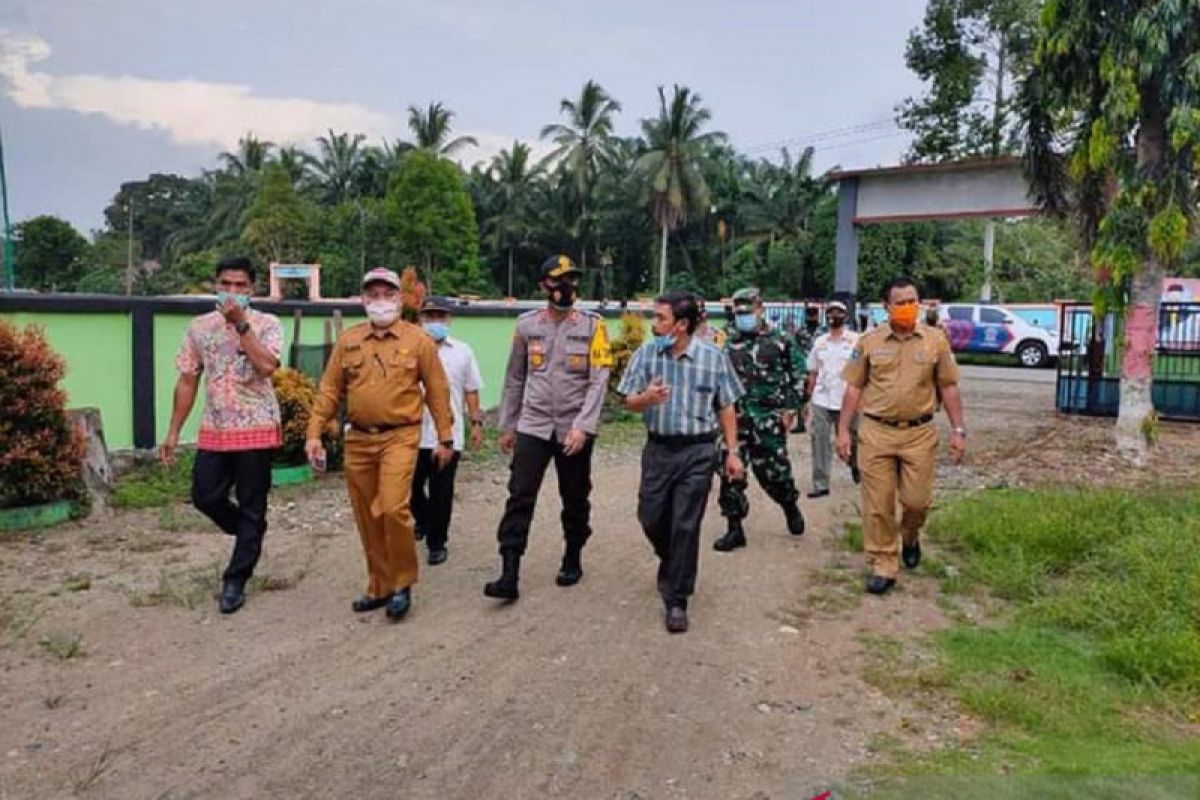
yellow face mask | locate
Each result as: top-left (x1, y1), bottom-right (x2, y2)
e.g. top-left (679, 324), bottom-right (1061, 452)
top-left (888, 303), bottom-right (920, 329)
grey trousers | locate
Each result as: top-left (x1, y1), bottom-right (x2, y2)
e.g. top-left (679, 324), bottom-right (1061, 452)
top-left (636, 439), bottom-right (718, 610)
top-left (810, 405), bottom-right (858, 493)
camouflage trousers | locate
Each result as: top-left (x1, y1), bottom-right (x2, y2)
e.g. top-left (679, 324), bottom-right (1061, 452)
top-left (718, 411), bottom-right (800, 521)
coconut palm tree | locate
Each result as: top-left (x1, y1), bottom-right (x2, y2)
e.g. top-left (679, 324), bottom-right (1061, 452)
top-left (406, 102), bottom-right (478, 156)
top-left (304, 129), bottom-right (366, 205)
top-left (637, 85), bottom-right (726, 292)
top-left (486, 141), bottom-right (545, 296)
top-left (540, 80), bottom-right (621, 277)
top-left (275, 145), bottom-right (308, 189)
top-left (218, 134), bottom-right (275, 177)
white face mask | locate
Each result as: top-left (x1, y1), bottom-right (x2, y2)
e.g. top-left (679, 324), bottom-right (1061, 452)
top-left (365, 300), bottom-right (400, 326)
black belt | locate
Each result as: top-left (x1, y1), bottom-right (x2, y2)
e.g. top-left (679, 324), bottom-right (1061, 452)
top-left (648, 432), bottom-right (717, 447)
top-left (348, 421), bottom-right (419, 434)
top-left (864, 413), bottom-right (934, 429)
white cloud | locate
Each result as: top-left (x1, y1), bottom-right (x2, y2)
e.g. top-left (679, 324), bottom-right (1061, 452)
top-left (0, 30), bottom-right (544, 165)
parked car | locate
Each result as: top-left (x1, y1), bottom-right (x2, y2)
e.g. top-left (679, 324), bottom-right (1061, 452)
top-left (938, 303), bottom-right (1060, 367)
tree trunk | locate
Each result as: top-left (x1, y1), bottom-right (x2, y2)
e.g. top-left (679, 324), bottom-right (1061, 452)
top-left (659, 222), bottom-right (669, 294)
top-left (991, 32), bottom-right (1007, 159)
top-left (507, 245), bottom-right (515, 298)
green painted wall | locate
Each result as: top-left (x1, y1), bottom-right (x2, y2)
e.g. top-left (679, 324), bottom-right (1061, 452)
top-left (3, 312), bottom-right (134, 450)
top-left (4, 308), bottom-right (638, 450)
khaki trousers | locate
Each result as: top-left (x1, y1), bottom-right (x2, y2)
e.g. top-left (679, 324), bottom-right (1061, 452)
top-left (858, 419), bottom-right (937, 579)
top-left (344, 426), bottom-right (421, 598)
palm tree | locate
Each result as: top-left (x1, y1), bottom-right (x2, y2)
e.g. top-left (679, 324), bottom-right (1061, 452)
top-left (275, 145), bottom-right (308, 189)
top-left (487, 141), bottom-right (545, 296)
top-left (406, 102), bottom-right (478, 156)
top-left (304, 129), bottom-right (366, 205)
top-left (218, 134), bottom-right (275, 177)
top-left (540, 80), bottom-right (622, 278)
top-left (637, 85), bottom-right (726, 293)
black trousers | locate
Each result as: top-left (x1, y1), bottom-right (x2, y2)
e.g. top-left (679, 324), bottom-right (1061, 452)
top-left (191, 449), bottom-right (273, 584)
top-left (410, 448), bottom-right (462, 550)
top-left (636, 439), bottom-right (718, 610)
top-left (496, 432), bottom-right (594, 556)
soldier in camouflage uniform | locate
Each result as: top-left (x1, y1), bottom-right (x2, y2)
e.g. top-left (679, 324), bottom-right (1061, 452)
top-left (714, 288), bottom-right (808, 551)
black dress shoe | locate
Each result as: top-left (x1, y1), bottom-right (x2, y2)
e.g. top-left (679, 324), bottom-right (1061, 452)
top-left (484, 553), bottom-right (521, 600)
top-left (665, 606), bottom-right (689, 634)
top-left (218, 580), bottom-right (245, 615)
top-left (352, 594), bottom-right (390, 613)
top-left (555, 547), bottom-right (583, 587)
top-left (713, 522), bottom-right (747, 552)
top-left (902, 541), bottom-right (922, 570)
top-left (866, 575), bottom-right (896, 595)
top-left (784, 503), bottom-right (806, 536)
top-left (385, 588), bottom-right (412, 621)
top-left (428, 547), bottom-right (448, 566)
top-left (806, 489), bottom-right (830, 499)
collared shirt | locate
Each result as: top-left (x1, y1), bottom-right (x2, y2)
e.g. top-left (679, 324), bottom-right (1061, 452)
top-left (175, 309), bottom-right (283, 452)
top-left (308, 319), bottom-right (453, 441)
top-left (497, 308), bottom-right (613, 441)
top-left (420, 336), bottom-right (483, 451)
top-left (807, 329), bottom-right (860, 411)
top-left (617, 336), bottom-right (745, 436)
top-left (842, 323), bottom-right (960, 420)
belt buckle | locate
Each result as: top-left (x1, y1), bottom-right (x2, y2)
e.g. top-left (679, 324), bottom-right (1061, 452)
top-left (366, 425), bottom-right (379, 434)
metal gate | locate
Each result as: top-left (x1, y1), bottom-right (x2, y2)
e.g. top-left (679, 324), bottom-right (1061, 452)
top-left (1056, 302), bottom-right (1200, 421)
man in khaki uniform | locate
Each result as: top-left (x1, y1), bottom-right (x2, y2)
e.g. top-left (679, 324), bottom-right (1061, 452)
top-left (838, 277), bottom-right (967, 595)
top-left (306, 268), bottom-right (454, 620)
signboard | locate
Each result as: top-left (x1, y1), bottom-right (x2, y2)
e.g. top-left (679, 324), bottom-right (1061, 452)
top-left (275, 265), bottom-right (314, 278)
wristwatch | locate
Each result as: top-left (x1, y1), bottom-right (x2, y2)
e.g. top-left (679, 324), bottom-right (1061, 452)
top-left (952, 426), bottom-right (968, 437)
top-left (234, 321), bottom-right (251, 336)
top-left (440, 439), bottom-right (454, 448)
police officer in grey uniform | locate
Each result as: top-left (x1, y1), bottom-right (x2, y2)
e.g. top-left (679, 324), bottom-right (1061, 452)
top-left (484, 255), bottom-right (614, 601)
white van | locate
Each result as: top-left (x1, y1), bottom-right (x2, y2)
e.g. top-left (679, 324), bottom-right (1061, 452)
top-left (937, 304), bottom-right (1060, 367)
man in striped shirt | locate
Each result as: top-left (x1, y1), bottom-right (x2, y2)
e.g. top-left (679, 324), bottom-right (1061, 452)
top-left (618, 291), bottom-right (745, 634)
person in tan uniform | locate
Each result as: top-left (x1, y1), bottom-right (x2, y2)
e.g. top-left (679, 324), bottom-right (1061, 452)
top-left (838, 277), bottom-right (967, 595)
top-left (306, 268), bottom-right (454, 620)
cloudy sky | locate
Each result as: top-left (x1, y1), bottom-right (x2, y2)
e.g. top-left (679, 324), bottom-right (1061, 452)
top-left (0, 0), bottom-right (929, 232)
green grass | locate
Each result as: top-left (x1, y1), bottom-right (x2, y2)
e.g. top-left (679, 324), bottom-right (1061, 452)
top-left (110, 451), bottom-right (194, 509)
top-left (852, 486), bottom-right (1200, 796)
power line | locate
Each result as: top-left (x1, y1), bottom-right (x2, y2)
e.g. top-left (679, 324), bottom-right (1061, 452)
top-left (742, 117), bottom-right (900, 155)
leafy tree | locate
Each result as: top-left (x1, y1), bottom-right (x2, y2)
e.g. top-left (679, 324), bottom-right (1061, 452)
top-left (897, 0), bottom-right (1038, 161)
top-left (387, 151), bottom-right (482, 294)
top-left (406, 102), bottom-right (478, 156)
top-left (241, 164), bottom-right (315, 266)
top-left (638, 85), bottom-right (726, 293)
top-left (13, 215), bottom-right (89, 291)
top-left (484, 142), bottom-right (544, 296)
top-left (304, 130), bottom-right (366, 205)
top-left (1021, 0), bottom-right (1200, 461)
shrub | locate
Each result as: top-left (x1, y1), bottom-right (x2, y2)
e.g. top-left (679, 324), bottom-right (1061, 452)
top-left (0, 320), bottom-right (84, 509)
top-left (272, 367), bottom-right (317, 466)
top-left (607, 311), bottom-right (648, 399)
top-left (399, 267), bottom-right (427, 323)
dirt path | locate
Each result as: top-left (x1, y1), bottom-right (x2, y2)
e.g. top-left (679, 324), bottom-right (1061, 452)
top-left (2, 366), bottom-right (1159, 800)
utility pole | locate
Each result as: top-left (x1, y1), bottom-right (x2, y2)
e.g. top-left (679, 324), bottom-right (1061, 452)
top-left (125, 200), bottom-right (134, 295)
top-left (981, 219), bottom-right (995, 303)
top-left (0, 127), bottom-right (14, 291)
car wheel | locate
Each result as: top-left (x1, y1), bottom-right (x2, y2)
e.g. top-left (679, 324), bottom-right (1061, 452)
top-left (1016, 340), bottom-right (1048, 368)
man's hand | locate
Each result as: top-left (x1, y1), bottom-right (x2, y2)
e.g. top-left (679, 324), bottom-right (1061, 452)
top-left (803, 405), bottom-right (813, 429)
top-left (561, 428), bottom-right (588, 457)
top-left (725, 451), bottom-right (745, 482)
top-left (305, 438), bottom-right (327, 472)
top-left (642, 376), bottom-right (670, 407)
top-left (158, 431), bottom-right (179, 466)
top-left (836, 430), bottom-right (853, 463)
top-left (498, 430), bottom-right (516, 455)
top-left (470, 423), bottom-right (483, 451)
top-left (781, 410), bottom-right (797, 432)
top-left (219, 297), bottom-right (247, 327)
top-left (433, 443), bottom-right (454, 470)
top-left (948, 431), bottom-right (967, 465)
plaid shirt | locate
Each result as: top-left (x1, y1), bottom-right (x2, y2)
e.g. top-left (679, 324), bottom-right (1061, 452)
top-left (617, 337), bottom-right (744, 436)
top-left (176, 309), bottom-right (282, 451)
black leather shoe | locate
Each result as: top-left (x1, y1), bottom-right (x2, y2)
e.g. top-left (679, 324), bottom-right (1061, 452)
top-left (218, 580), bottom-right (245, 615)
top-left (484, 553), bottom-right (521, 600)
top-left (806, 489), bottom-right (830, 499)
top-left (866, 575), bottom-right (896, 595)
top-left (351, 594), bottom-right (391, 613)
top-left (713, 522), bottom-right (747, 552)
top-left (665, 606), bottom-right (689, 634)
top-left (902, 541), bottom-right (922, 570)
top-left (385, 588), bottom-right (412, 621)
top-left (784, 503), bottom-right (806, 536)
top-left (428, 547), bottom-right (448, 566)
top-left (555, 547), bottom-right (583, 587)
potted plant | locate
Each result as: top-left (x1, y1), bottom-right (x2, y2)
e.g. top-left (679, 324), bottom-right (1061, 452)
top-left (270, 367), bottom-right (319, 486)
top-left (0, 321), bottom-right (85, 532)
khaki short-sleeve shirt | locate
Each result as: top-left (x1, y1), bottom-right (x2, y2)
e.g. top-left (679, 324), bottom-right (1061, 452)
top-left (842, 323), bottom-right (960, 420)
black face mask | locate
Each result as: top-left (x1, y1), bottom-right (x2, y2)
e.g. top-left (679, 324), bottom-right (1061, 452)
top-left (547, 281), bottom-right (577, 309)
top-left (829, 315), bottom-right (846, 328)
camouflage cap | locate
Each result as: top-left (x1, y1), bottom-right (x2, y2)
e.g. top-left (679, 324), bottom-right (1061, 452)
top-left (731, 287), bottom-right (762, 309)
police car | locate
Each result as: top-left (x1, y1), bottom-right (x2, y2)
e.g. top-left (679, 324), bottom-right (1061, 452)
top-left (937, 303), bottom-right (1060, 367)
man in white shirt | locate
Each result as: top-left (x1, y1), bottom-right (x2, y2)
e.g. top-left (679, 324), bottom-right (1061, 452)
top-left (804, 300), bottom-right (860, 497)
top-left (411, 296), bottom-right (484, 565)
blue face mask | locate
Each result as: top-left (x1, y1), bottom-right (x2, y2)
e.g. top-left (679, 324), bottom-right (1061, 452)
top-left (734, 313), bottom-right (758, 333)
top-left (423, 322), bottom-right (449, 341)
top-left (653, 333), bottom-right (677, 350)
top-left (216, 291), bottom-right (251, 309)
